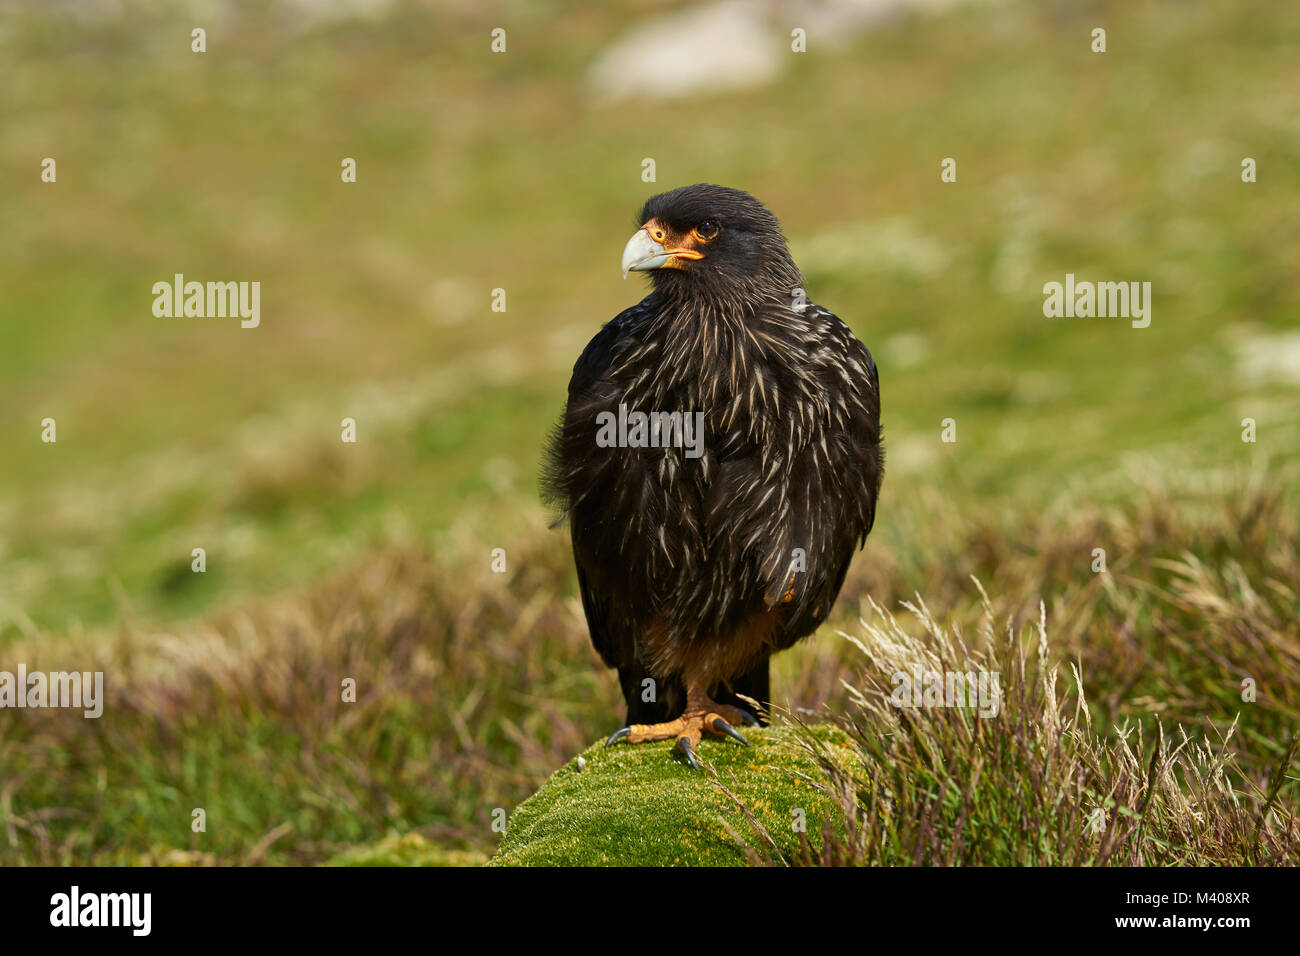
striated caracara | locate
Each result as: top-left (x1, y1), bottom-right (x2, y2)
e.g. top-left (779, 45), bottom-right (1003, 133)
top-left (544, 184), bottom-right (883, 768)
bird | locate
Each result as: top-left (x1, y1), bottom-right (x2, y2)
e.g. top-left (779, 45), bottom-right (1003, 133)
top-left (543, 184), bottom-right (883, 768)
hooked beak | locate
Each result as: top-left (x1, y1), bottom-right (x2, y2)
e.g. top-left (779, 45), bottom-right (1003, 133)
top-left (621, 223), bottom-right (705, 278)
top-left (621, 228), bottom-right (670, 278)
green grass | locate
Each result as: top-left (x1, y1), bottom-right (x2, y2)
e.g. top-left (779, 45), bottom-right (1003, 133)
top-left (3, 0), bottom-right (1298, 635)
top-left (3, 470), bottom-right (1294, 865)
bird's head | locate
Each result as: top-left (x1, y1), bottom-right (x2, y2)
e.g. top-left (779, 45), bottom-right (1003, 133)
top-left (621, 184), bottom-right (801, 301)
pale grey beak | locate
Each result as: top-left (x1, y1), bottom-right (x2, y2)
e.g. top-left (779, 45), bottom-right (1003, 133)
top-left (621, 228), bottom-right (670, 279)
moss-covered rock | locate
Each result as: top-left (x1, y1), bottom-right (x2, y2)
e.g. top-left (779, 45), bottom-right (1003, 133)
top-left (489, 724), bottom-right (852, 866)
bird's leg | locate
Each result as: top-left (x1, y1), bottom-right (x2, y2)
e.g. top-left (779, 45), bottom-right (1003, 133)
top-left (605, 679), bottom-right (760, 769)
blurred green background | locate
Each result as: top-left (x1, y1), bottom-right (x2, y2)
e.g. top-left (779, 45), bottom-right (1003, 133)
top-left (3, 0), bottom-right (1296, 636)
top-left (0, 0), bottom-right (1297, 864)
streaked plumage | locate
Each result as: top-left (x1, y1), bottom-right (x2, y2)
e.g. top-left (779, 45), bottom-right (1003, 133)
top-left (544, 184), bottom-right (883, 763)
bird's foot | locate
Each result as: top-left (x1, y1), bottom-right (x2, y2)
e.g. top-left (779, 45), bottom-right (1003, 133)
top-left (605, 699), bottom-right (760, 769)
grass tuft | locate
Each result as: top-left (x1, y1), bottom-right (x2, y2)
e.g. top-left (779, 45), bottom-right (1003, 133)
top-left (770, 594), bottom-right (1298, 865)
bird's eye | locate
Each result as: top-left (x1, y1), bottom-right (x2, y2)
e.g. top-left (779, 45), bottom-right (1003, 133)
top-left (695, 221), bottom-right (721, 241)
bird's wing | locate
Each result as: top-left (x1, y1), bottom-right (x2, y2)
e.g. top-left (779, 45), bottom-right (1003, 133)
top-left (546, 300), bottom-right (657, 670)
top-left (809, 303), bottom-right (882, 544)
top-left (567, 300), bottom-right (653, 400)
top-left (574, 559), bottom-right (623, 667)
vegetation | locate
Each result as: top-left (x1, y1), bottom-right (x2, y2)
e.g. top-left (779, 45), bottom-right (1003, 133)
top-left (0, 0), bottom-right (1296, 865)
top-left (490, 726), bottom-right (854, 867)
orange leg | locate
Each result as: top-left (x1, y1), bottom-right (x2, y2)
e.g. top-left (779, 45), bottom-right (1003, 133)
top-left (605, 681), bottom-right (759, 769)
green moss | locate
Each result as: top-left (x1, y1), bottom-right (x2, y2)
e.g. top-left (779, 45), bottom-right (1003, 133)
top-left (327, 832), bottom-right (488, 867)
top-left (490, 725), bottom-right (852, 867)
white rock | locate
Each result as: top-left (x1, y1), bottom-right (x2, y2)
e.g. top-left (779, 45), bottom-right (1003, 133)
top-left (587, 0), bottom-right (976, 101)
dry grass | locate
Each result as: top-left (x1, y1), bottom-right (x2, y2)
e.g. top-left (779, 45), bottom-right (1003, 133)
top-left (0, 532), bottom-right (611, 864)
top-left (2, 469), bottom-right (1296, 865)
top-left (770, 592), bottom-right (1297, 866)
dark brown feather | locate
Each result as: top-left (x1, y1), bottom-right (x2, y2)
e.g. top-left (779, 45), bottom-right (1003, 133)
top-left (542, 185), bottom-right (883, 719)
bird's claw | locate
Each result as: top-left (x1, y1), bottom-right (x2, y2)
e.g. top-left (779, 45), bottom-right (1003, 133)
top-left (711, 716), bottom-right (750, 746)
top-left (603, 698), bottom-right (758, 767)
top-left (676, 735), bottom-right (700, 769)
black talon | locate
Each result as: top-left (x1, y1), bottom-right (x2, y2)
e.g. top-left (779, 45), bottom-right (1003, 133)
top-left (734, 707), bottom-right (761, 727)
top-left (712, 717), bottom-right (750, 746)
top-left (676, 736), bottom-right (700, 770)
top-left (605, 727), bottom-right (631, 747)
